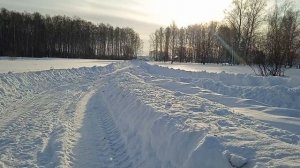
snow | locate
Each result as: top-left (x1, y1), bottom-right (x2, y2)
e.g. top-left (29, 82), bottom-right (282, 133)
top-left (0, 57), bottom-right (120, 73)
top-left (150, 61), bottom-right (254, 74)
top-left (0, 59), bottom-right (299, 167)
top-left (223, 150), bottom-right (248, 168)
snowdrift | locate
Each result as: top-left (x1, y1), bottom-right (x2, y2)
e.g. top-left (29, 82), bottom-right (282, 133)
top-left (140, 62), bottom-right (300, 110)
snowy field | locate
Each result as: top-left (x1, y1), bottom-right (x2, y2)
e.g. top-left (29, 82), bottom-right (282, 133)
top-left (0, 58), bottom-right (299, 167)
top-left (0, 57), bottom-right (120, 73)
top-left (151, 62), bottom-right (254, 74)
top-left (152, 61), bottom-right (300, 78)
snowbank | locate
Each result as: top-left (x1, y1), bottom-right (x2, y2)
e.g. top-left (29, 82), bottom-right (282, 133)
top-left (0, 61), bottom-right (128, 113)
top-left (102, 73), bottom-right (232, 167)
top-left (140, 62), bottom-right (300, 110)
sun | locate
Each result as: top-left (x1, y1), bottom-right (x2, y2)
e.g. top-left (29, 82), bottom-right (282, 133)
top-left (149, 0), bottom-right (231, 26)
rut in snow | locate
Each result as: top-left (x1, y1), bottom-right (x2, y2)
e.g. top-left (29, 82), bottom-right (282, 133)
top-left (72, 89), bottom-right (133, 168)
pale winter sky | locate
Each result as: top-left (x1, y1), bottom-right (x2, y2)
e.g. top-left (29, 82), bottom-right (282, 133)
top-left (1, 0), bottom-right (300, 55)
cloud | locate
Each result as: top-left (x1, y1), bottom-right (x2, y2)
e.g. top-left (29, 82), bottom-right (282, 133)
top-left (86, 2), bottom-right (148, 17)
top-left (77, 12), bottom-right (160, 55)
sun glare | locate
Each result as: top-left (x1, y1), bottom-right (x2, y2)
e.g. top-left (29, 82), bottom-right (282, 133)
top-left (150, 0), bottom-right (231, 26)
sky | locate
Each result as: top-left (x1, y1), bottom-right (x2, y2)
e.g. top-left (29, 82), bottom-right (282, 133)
top-left (1, 0), bottom-right (300, 55)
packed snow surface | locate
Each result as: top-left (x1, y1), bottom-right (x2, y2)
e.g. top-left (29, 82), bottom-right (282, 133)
top-left (0, 60), bottom-right (299, 167)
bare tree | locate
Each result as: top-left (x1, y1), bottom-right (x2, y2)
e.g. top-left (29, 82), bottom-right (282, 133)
top-left (226, 0), bottom-right (246, 62)
top-left (158, 27), bottom-right (165, 61)
top-left (262, 1), bottom-right (300, 76)
top-left (164, 27), bottom-right (171, 62)
top-left (216, 24), bottom-right (235, 63)
top-left (170, 21), bottom-right (178, 63)
top-left (243, 0), bottom-right (266, 63)
top-left (281, 9), bottom-right (300, 67)
top-left (178, 27), bottom-right (186, 62)
top-left (226, 0), bottom-right (266, 64)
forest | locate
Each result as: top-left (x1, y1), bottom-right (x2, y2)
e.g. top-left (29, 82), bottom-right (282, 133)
top-left (0, 8), bottom-right (142, 60)
top-left (149, 0), bottom-right (300, 76)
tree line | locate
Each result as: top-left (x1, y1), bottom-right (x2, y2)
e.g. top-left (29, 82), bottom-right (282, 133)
top-left (149, 0), bottom-right (300, 76)
top-left (0, 8), bottom-right (142, 59)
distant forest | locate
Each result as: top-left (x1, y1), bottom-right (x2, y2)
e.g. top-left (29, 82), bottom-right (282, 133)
top-left (0, 8), bottom-right (142, 59)
top-left (150, 0), bottom-right (300, 76)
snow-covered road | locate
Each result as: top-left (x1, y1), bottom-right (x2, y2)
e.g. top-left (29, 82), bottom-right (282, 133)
top-left (0, 61), bottom-right (299, 167)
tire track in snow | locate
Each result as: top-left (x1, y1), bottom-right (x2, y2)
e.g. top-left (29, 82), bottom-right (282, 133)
top-left (72, 88), bottom-right (133, 168)
top-left (99, 101), bottom-right (133, 168)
